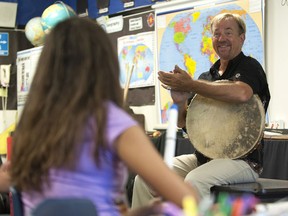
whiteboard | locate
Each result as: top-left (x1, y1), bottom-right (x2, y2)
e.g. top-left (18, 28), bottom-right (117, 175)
top-left (265, 0), bottom-right (288, 128)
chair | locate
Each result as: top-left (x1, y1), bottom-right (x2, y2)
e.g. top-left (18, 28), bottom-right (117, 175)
top-left (31, 198), bottom-right (98, 216)
top-left (9, 187), bottom-right (23, 216)
top-left (211, 178), bottom-right (288, 203)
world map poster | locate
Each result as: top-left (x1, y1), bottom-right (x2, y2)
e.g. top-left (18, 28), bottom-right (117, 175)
top-left (156, 0), bottom-right (264, 124)
top-left (117, 31), bottom-right (155, 89)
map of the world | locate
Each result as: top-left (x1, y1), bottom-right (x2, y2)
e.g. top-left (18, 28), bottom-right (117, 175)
top-left (118, 44), bottom-right (154, 88)
top-left (157, 2), bottom-right (264, 123)
top-left (118, 32), bottom-right (154, 89)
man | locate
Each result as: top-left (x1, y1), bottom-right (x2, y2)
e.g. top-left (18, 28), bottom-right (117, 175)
top-left (132, 13), bottom-right (270, 208)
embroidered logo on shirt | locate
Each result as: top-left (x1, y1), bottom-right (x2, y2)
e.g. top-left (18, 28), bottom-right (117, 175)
top-left (235, 73), bottom-right (241, 79)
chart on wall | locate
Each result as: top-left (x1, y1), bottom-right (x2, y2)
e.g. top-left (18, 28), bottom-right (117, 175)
top-left (156, 0), bottom-right (264, 124)
top-left (118, 31), bottom-right (155, 89)
top-left (17, 46), bottom-right (43, 118)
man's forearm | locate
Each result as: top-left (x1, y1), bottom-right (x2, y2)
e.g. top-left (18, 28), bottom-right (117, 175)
top-left (176, 103), bottom-right (187, 128)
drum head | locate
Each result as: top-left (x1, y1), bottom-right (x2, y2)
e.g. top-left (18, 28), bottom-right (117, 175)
top-left (186, 94), bottom-right (265, 159)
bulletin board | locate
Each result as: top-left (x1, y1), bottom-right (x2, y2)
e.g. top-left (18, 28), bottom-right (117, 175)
top-left (106, 6), bottom-right (156, 106)
top-left (0, 30), bottom-right (33, 154)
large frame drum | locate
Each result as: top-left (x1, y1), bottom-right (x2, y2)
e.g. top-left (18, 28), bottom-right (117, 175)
top-left (186, 94), bottom-right (265, 159)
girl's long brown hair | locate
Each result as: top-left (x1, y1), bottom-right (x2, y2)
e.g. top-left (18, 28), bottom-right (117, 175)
top-left (11, 17), bottom-right (123, 192)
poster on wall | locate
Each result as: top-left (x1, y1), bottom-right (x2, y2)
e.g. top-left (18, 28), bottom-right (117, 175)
top-left (107, 8), bottom-right (156, 106)
top-left (156, 0), bottom-right (264, 124)
top-left (118, 31), bottom-right (155, 89)
top-left (17, 46), bottom-right (42, 118)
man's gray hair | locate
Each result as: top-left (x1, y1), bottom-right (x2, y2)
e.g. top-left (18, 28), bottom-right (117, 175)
top-left (211, 13), bottom-right (246, 35)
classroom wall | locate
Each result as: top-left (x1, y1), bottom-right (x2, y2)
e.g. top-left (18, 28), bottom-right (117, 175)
top-left (123, 0), bottom-right (288, 131)
top-left (0, 0), bottom-right (77, 27)
top-left (0, 0), bottom-right (163, 26)
top-left (265, 0), bottom-right (288, 128)
top-left (133, 0), bottom-right (288, 130)
top-left (1, 0), bottom-right (287, 132)
top-left (0, 30), bottom-right (33, 154)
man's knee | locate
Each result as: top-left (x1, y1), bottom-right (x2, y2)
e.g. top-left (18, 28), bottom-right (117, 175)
top-left (133, 175), bottom-right (157, 196)
top-left (133, 175), bottom-right (141, 192)
top-left (184, 172), bottom-right (211, 198)
top-left (131, 175), bottom-right (156, 208)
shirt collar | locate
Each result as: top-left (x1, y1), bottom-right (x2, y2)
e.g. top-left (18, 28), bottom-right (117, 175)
top-left (209, 52), bottom-right (244, 79)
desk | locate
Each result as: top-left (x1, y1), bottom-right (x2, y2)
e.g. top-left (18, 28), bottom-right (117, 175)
top-left (152, 134), bottom-right (288, 180)
top-left (211, 178), bottom-right (288, 203)
top-left (261, 138), bottom-right (288, 180)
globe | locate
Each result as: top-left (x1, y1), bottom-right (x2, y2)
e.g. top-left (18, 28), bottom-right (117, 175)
top-left (25, 17), bottom-right (46, 47)
top-left (41, 1), bottom-right (76, 34)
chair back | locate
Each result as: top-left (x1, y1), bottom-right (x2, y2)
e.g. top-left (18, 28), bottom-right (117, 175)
top-left (9, 187), bottom-right (23, 216)
top-left (31, 198), bottom-right (98, 216)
